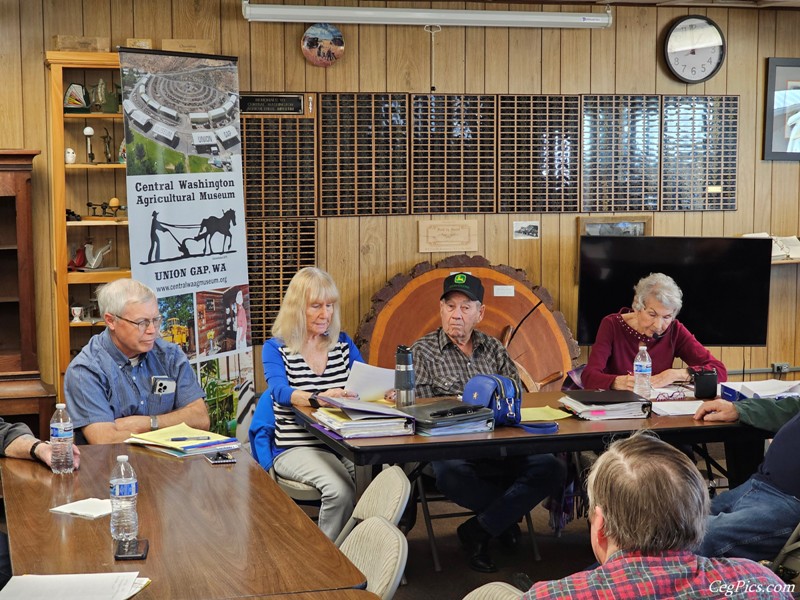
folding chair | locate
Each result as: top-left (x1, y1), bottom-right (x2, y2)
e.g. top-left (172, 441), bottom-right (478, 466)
top-left (334, 465), bottom-right (411, 546)
top-left (771, 520), bottom-right (800, 582)
top-left (462, 581), bottom-right (525, 600)
top-left (340, 516), bottom-right (408, 600)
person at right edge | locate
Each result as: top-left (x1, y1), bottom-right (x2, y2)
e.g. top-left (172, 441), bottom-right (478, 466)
top-left (694, 395), bottom-right (800, 563)
top-left (582, 272), bottom-right (726, 391)
top-left (411, 272), bottom-right (566, 573)
top-left (520, 433), bottom-right (792, 599)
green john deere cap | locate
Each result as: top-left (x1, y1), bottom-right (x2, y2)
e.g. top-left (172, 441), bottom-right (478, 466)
top-left (441, 272), bottom-right (484, 303)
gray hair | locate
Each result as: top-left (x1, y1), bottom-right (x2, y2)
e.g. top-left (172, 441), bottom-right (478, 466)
top-left (587, 432), bottom-right (709, 553)
top-left (632, 272), bottom-right (682, 315)
top-left (97, 278), bottom-right (157, 317)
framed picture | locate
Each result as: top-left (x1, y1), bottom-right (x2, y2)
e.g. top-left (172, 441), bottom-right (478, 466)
top-left (577, 215), bottom-right (652, 239)
top-left (764, 57), bottom-right (800, 161)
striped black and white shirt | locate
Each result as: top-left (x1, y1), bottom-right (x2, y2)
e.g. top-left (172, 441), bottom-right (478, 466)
top-left (273, 339), bottom-right (352, 449)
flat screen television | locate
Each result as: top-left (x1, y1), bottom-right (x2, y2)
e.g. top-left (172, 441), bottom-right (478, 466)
top-left (577, 236), bottom-right (772, 346)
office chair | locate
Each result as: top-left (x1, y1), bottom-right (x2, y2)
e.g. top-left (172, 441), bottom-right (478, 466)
top-left (462, 581), bottom-right (525, 600)
top-left (340, 516), bottom-right (408, 600)
top-left (335, 465), bottom-right (411, 546)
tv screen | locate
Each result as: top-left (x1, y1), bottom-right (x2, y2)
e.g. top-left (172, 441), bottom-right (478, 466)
top-left (577, 236), bottom-right (772, 346)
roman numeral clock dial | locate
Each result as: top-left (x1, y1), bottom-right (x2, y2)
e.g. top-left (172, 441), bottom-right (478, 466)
top-left (664, 15), bottom-right (725, 84)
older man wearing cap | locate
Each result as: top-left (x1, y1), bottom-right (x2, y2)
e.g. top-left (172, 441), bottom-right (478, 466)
top-left (411, 272), bottom-right (565, 573)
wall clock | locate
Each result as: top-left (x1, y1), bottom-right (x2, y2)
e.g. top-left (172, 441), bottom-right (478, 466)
top-left (664, 15), bottom-right (725, 84)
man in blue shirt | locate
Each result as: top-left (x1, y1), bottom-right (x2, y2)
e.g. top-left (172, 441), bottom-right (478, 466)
top-left (65, 278), bottom-right (209, 444)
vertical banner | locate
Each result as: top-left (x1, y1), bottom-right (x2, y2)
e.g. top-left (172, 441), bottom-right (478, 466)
top-left (119, 49), bottom-right (255, 442)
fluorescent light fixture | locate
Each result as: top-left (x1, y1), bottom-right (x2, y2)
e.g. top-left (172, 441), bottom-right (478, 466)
top-left (241, 1), bottom-right (612, 29)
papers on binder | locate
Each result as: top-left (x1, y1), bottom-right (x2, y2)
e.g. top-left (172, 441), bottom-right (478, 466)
top-left (743, 232), bottom-right (800, 260)
top-left (344, 361), bottom-right (395, 402)
top-left (721, 379), bottom-right (800, 400)
top-left (49, 498), bottom-right (112, 519)
top-left (127, 422), bottom-right (240, 457)
top-left (313, 407), bottom-right (413, 438)
top-left (559, 395), bottom-right (652, 420)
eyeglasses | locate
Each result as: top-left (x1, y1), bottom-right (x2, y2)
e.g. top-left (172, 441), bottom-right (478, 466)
top-left (115, 314), bottom-right (163, 332)
top-left (655, 390), bottom-right (685, 402)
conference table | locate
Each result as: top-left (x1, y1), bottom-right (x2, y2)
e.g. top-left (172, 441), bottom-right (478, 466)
top-left (294, 391), bottom-right (770, 489)
top-left (0, 443), bottom-right (365, 599)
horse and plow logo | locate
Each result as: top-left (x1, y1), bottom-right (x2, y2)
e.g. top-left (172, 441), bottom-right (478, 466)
top-left (145, 208), bottom-right (237, 264)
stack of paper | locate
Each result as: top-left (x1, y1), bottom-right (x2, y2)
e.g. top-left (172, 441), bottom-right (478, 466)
top-left (651, 400), bottom-right (704, 416)
top-left (721, 379), bottom-right (800, 401)
top-left (559, 396), bottom-right (652, 420)
top-left (313, 407), bottom-right (413, 438)
top-left (127, 423), bottom-right (240, 457)
top-left (743, 232), bottom-right (800, 260)
top-left (0, 572), bottom-right (149, 599)
top-left (314, 396), bottom-right (414, 438)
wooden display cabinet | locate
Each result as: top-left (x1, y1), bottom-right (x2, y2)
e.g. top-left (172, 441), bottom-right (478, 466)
top-left (46, 51), bottom-right (129, 397)
top-left (0, 150), bottom-right (55, 437)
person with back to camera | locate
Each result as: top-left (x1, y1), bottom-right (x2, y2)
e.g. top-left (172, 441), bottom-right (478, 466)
top-left (520, 432), bottom-right (793, 599)
top-left (412, 272), bottom-right (566, 573)
top-left (250, 267), bottom-right (388, 541)
top-left (581, 272), bottom-right (727, 392)
top-left (65, 278), bottom-right (209, 444)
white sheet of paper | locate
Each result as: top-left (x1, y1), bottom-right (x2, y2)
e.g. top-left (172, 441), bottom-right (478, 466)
top-left (0, 572), bottom-right (139, 600)
top-left (49, 498), bottom-right (112, 519)
top-left (651, 400), bottom-right (703, 416)
top-left (344, 361), bottom-right (395, 402)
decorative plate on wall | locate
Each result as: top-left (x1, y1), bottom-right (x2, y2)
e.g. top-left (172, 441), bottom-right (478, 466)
top-left (302, 23), bottom-right (345, 68)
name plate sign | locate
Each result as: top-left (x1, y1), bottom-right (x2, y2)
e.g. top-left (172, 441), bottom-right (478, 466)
top-left (418, 220), bottom-right (478, 253)
top-left (240, 94), bottom-right (307, 115)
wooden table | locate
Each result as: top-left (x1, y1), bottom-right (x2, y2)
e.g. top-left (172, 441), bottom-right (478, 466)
top-left (295, 392), bottom-right (770, 488)
top-left (1, 444), bottom-right (365, 599)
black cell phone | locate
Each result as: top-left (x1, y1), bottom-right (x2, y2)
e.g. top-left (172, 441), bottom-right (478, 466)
top-left (115, 539), bottom-right (149, 561)
top-left (205, 451), bottom-right (236, 465)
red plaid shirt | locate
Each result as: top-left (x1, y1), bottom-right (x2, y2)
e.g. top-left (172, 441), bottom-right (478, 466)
top-left (522, 550), bottom-right (794, 599)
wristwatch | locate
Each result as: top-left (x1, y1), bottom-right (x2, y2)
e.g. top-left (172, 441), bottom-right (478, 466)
top-left (30, 440), bottom-right (48, 464)
top-left (150, 415), bottom-right (159, 431)
top-left (308, 393), bottom-right (320, 409)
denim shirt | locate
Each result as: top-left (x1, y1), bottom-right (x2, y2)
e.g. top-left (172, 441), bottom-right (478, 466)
top-left (65, 329), bottom-right (205, 429)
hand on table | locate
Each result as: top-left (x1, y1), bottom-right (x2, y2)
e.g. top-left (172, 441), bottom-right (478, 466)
top-left (693, 399), bottom-right (739, 422)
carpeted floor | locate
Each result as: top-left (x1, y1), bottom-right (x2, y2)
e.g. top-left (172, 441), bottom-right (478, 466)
top-left (395, 500), bottom-right (595, 600)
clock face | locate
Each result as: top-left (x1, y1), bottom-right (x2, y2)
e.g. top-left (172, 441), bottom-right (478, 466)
top-left (665, 16), bottom-right (725, 84)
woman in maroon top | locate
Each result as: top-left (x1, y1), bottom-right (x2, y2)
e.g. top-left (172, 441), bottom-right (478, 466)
top-left (582, 273), bottom-right (726, 391)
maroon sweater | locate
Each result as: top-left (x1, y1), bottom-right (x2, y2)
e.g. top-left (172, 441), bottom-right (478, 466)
top-left (582, 309), bottom-right (727, 391)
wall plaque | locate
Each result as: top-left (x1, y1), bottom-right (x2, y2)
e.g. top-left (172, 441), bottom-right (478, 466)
top-left (418, 220), bottom-right (478, 253)
top-left (240, 93), bottom-right (307, 115)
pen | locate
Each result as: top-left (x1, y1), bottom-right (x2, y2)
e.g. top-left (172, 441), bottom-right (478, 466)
top-left (170, 436), bottom-right (210, 441)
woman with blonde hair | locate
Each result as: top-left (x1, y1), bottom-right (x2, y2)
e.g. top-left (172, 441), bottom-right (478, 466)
top-left (249, 267), bottom-right (362, 540)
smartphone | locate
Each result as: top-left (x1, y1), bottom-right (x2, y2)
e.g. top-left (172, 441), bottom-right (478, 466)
top-left (205, 451), bottom-right (236, 465)
top-left (115, 539), bottom-right (149, 561)
top-left (151, 376), bottom-right (176, 395)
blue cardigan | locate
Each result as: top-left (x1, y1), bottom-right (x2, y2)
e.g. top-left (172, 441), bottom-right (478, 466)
top-left (249, 332), bottom-right (363, 471)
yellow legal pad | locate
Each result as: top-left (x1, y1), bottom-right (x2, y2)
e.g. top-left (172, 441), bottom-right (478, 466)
top-left (129, 422), bottom-right (236, 452)
top-left (520, 406), bottom-right (572, 422)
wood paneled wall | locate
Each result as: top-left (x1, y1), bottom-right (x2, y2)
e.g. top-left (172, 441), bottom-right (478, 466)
top-left (1, 1), bottom-right (798, 391)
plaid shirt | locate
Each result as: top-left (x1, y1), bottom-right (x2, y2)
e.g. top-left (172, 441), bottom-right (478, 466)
top-left (522, 550), bottom-right (794, 600)
top-left (411, 328), bottom-right (519, 398)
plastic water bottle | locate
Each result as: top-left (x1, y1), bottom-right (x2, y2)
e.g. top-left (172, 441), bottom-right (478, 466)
top-left (49, 403), bottom-right (74, 474)
top-left (633, 345), bottom-right (652, 399)
top-left (110, 455), bottom-right (139, 541)
top-left (394, 345), bottom-right (416, 408)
